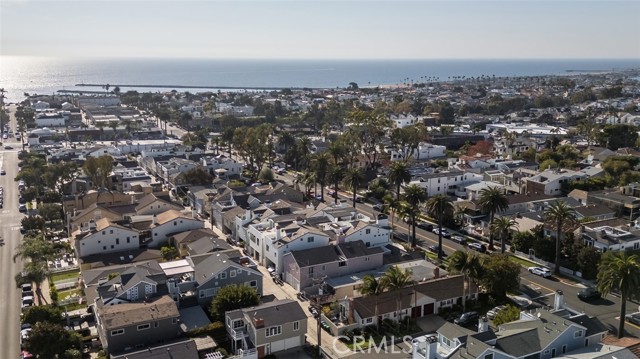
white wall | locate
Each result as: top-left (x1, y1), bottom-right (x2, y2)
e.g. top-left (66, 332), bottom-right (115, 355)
top-left (343, 225), bottom-right (390, 248)
top-left (77, 227), bottom-right (140, 257)
top-left (150, 218), bottom-right (204, 247)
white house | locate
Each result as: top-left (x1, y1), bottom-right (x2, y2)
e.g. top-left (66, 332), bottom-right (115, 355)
top-left (200, 155), bottom-right (243, 178)
top-left (409, 170), bottom-right (483, 197)
top-left (525, 168), bottom-right (590, 195)
top-left (388, 143), bottom-right (446, 161)
top-left (74, 218), bottom-right (140, 258)
top-left (35, 113), bottom-right (65, 127)
top-left (390, 114), bottom-right (422, 128)
top-left (148, 210), bottom-right (205, 247)
top-left (31, 101), bottom-right (50, 110)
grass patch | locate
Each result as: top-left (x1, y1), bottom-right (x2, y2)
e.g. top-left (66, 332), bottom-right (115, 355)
top-left (50, 270), bottom-right (80, 283)
top-left (343, 337), bottom-right (374, 351)
top-left (64, 302), bottom-right (87, 311)
top-left (58, 288), bottom-right (82, 300)
top-left (508, 255), bottom-right (538, 268)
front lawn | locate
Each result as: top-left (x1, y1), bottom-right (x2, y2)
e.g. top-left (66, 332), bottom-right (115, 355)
top-left (343, 337), bottom-right (374, 351)
top-left (50, 269), bottom-right (80, 283)
top-left (58, 288), bottom-right (82, 300)
top-left (508, 255), bottom-right (538, 268)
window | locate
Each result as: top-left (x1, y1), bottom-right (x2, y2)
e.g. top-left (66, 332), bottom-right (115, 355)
top-left (293, 321), bottom-right (299, 331)
top-left (230, 270), bottom-right (236, 278)
top-left (220, 272), bottom-right (227, 279)
top-left (365, 318), bottom-right (373, 323)
top-left (442, 337), bottom-right (451, 347)
top-left (110, 230), bottom-right (113, 234)
top-left (562, 345), bottom-right (567, 354)
top-left (174, 221), bottom-right (177, 226)
top-left (322, 265), bottom-right (325, 271)
top-left (111, 329), bottom-right (125, 336)
top-left (365, 257), bottom-right (370, 262)
top-left (265, 325), bottom-right (282, 337)
top-left (102, 231), bottom-right (106, 235)
top-left (234, 320), bottom-right (244, 329)
top-left (544, 350), bottom-right (549, 354)
top-left (249, 280), bottom-right (257, 287)
top-left (154, 322), bottom-right (159, 328)
top-left (103, 246), bottom-right (106, 250)
top-left (137, 323), bottom-right (150, 331)
top-left (484, 354), bottom-right (493, 359)
top-left (307, 236), bottom-right (315, 243)
top-left (338, 261), bottom-right (346, 267)
top-left (172, 318), bottom-right (178, 324)
top-left (309, 267), bottom-right (314, 275)
top-left (127, 237), bottom-right (130, 243)
top-left (110, 245), bottom-right (114, 249)
top-left (366, 229), bottom-right (371, 235)
top-left (574, 330), bottom-right (583, 338)
top-left (266, 245), bottom-right (270, 251)
top-left (115, 238), bottom-right (119, 245)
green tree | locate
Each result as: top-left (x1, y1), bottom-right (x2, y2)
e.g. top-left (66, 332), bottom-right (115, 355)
top-left (161, 245), bottom-right (179, 260)
top-left (37, 203), bottom-right (63, 222)
top-left (403, 184), bottom-right (428, 247)
top-left (596, 251), bottom-right (640, 338)
top-left (480, 254), bottom-right (521, 299)
top-left (477, 187), bottom-right (509, 250)
top-left (258, 168), bottom-right (275, 183)
top-left (598, 124), bottom-right (639, 150)
top-left (425, 194), bottom-right (454, 260)
top-left (182, 167), bottom-right (213, 186)
top-left (493, 305), bottom-right (520, 326)
top-left (82, 155), bottom-right (114, 189)
top-left (490, 216), bottom-right (518, 254)
top-left (21, 216), bottom-right (46, 231)
top-left (544, 201), bottom-right (578, 275)
top-left (23, 322), bottom-right (82, 358)
top-left (342, 168), bottom-right (365, 208)
top-left (210, 284), bottom-right (260, 320)
top-left (382, 265), bottom-right (415, 321)
top-left (447, 250), bottom-right (482, 311)
top-left (312, 153), bottom-right (331, 201)
top-left (327, 165), bottom-right (344, 204)
top-left (577, 246), bottom-right (601, 280)
top-left (360, 274), bottom-right (388, 330)
top-left (383, 194), bottom-right (401, 230)
top-left (21, 305), bottom-right (63, 325)
top-left (388, 160), bottom-right (412, 199)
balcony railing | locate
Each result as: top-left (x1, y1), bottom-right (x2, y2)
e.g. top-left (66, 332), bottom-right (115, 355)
top-left (230, 328), bottom-right (248, 340)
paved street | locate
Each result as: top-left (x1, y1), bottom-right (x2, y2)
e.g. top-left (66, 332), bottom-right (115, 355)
top-left (0, 104), bottom-right (27, 359)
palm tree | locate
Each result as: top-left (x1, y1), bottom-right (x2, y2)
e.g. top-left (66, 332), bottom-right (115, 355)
top-left (383, 194), bottom-right (400, 230)
top-left (327, 165), bottom-right (344, 204)
top-left (596, 251), bottom-right (640, 338)
top-left (425, 194), bottom-right (454, 260)
top-left (313, 153), bottom-right (331, 202)
top-left (360, 274), bottom-right (388, 330)
top-left (477, 187), bottom-right (509, 250)
top-left (343, 168), bottom-right (365, 208)
top-left (382, 266), bottom-right (415, 322)
top-left (95, 121), bottom-right (106, 141)
top-left (403, 184), bottom-right (428, 247)
top-left (491, 216), bottom-right (518, 253)
top-left (544, 201), bottom-right (578, 275)
top-left (388, 161), bottom-right (412, 199)
top-left (278, 131), bottom-right (296, 170)
top-left (447, 250), bottom-right (482, 311)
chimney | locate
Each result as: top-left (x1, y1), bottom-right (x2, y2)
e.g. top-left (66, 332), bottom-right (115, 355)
top-left (245, 207), bottom-right (252, 221)
top-left (426, 335), bottom-right (438, 359)
top-left (253, 317), bottom-right (265, 328)
top-left (553, 290), bottom-right (564, 311)
top-left (478, 316), bottom-right (489, 332)
top-left (274, 224), bottom-right (281, 241)
top-left (433, 267), bottom-right (440, 279)
top-left (152, 214), bottom-right (157, 226)
top-left (376, 213), bottom-right (389, 227)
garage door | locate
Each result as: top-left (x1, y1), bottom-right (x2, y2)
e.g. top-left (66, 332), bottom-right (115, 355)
top-left (271, 339), bottom-right (285, 353)
top-left (423, 303), bottom-right (434, 315)
top-left (284, 336), bottom-right (301, 350)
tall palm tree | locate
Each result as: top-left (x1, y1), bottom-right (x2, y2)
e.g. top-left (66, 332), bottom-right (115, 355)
top-left (491, 216), bottom-right (518, 254)
top-left (383, 193), bottom-right (400, 230)
top-left (108, 121), bottom-right (119, 145)
top-left (328, 165), bottom-right (344, 204)
top-left (596, 251), bottom-right (640, 338)
top-left (425, 194), bottom-right (454, 260)
top-left (544, 201), bottom-right (578, 275)
top-left (342, 168), bottom-right (365, 208)
top-left (382, 266), bottom-right (415, 322)
top-left (403, 184), bottom-right (428, 247)
top-left (388, 161), bottom-right (411, 199)
top-left (313, 153), bottom-right (331, 202)
top-left (95, 122), bottom-right (106, 141)
top-left (360, 274), bottom-right (388, 330)
top-left (477, 186), bottom-right (509, 250)
top-left (278, 131), bottom-right (296, 170)
top-left (447, 250), bottom-right (482, 311)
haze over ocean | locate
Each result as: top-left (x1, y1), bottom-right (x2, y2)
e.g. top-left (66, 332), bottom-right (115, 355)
top-left (1, 57), bottom-right (638, 103)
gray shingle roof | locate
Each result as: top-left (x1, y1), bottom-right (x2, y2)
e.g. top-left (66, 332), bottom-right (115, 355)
top-left (232, 299), bottom-right (307, 328)
top-left (98, 295), bottom-right (179, 330)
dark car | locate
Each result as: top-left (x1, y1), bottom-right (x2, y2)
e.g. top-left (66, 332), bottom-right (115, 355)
top-left (577, 287), bottom-right (601, 301)
top-left (428, 245), bottom-right (447, 257)
top-left (19, 197), bottom-right (26, 204)
top-left (372, 204), bottom-right (383, 212)
top-left (468, 242), bottom-right (487, 253)
top-left (417, 222), bottom-right (434, 232)
top-left (392, 232), bottom-right (410, 243)
top-left (625, 312), bottom-right (640, 325)
top-left (454, 311), bottom-right (479, 326)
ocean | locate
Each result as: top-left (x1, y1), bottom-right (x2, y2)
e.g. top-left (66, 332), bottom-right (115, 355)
top-left (1, 56), bottom-right (639, 103)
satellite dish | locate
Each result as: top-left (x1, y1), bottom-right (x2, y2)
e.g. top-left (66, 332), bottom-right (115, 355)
top-left (537, 312), bottom-right (541, 318)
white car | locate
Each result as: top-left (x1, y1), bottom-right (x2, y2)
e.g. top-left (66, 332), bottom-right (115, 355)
top-left (528, 266), bottom-right (552, 278)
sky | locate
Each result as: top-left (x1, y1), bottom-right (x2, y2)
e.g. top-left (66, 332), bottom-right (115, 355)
top-left (1, 0), bottom-right (639, 59)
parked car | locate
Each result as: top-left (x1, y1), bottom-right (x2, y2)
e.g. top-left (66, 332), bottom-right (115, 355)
top-left (625, 312), bottom-right (640, 325)
top-left (428, 245), bottom-right (447, 257)
top-left (0, 169), bottom-right (5, 175)
top-left (454, 311), bottom-right (479, 326)
top-left (432, 228), bottom-right (451, 238)
top-left (308, 306), bottom-right (319, 317)
top-left (468, 242), bottom-right (487, 253)
top-left (21, 284), bottom-right (32, 293)
top-left (528, 266), bottom-right (552, 278)
top-left (372, 203), bottom-right (383, 212)
top-left (4, 145), bottom-right (13, 150)
top-left (21, 290), bottom-right (34, 298)
top-left (19, 204), bottom-right (27, 213)
top-left (451, 235), bottom-right (466, 245)
top-left (21, 297), bottom-right (34, 309)
top-left (417, 222), bottom-right (434, 231)
top-left (392, 232), bottom-right (410, 243)
top-left (577, 287), bottom-right (601, 301)
top-left (486, 305), bottom-right (506, 320)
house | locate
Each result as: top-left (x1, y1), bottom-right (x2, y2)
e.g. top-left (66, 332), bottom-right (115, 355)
top-left (347, 275), bottom-right (473, 328)
top-left (187, 186), bottom-right (218, 216)
top-left (580, 219), bottom-right (640, 252)
top-left (408, 170), bottom-right (482, 197)
top-left (189, 252), bottom-right (263, 307)
top-left (525, 168), bottom-right (591, 196)
top-left (388, 142), bottom-right (447, 161)
top-left (146, 210), bottom-right (205, 248)
top-left (109, 339), bottom-right (199, 359)
top-left (226, 299), bottom-right (308, 359)
top-left (412, 292), bottom-right (608, 359)
top-left (390, 113), bottom-right (422, 128)
top-left (463, 181), bottom-right (505, 201)
top-left (135, 193), bottom-right (183, 216)
top-left (171, 228), bottom-right (233, 257)
top-left (94, 265), bottom-right (166, 306)
top-left (95, 295), bottom-right (181, 355)
top-left (73, 218), bottom-right (140, 258)
top-left (587, 185), bottom-right (640, 218)
top-left (281, 240), bottom-right (384, 291)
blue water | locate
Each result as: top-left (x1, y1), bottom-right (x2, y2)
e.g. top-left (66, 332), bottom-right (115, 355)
top-left (1, 57), bottom-right (638, 103)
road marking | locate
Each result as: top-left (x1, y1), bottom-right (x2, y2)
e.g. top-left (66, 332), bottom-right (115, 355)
top-left (11, 226), bottom-right (20, 231)
top-left (532, 293), bottom-right (554, 301)
top-left (521, 277), bottom-right (556, 294)
top-left (1, 210), bottom-right (9, 214)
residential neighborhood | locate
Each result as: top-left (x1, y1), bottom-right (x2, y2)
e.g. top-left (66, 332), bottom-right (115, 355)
top-left (2, 67), bottom-right (640, 359)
